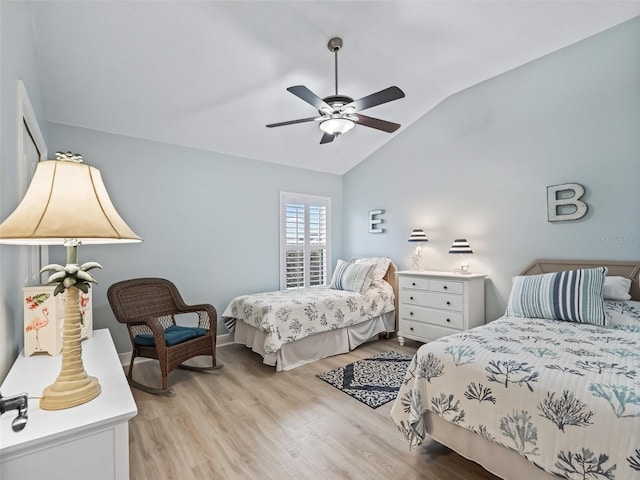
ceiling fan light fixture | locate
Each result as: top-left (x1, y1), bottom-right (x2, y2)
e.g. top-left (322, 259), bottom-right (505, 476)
top-left (319, 117), bottom-right (355, 135)
top-left (266, 37), bottom-right (404, 144)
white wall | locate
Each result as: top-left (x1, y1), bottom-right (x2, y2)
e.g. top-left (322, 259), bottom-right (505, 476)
top-left (45, 124), bottom-right (343, 353)
top-left (343, 17), bottom-right (640, 322)
top-left (0, 2), bottom-right (48, 380)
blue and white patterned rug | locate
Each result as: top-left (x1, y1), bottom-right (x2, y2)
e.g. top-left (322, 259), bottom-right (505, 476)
top-left (316, 351), bottom-right (413, 408)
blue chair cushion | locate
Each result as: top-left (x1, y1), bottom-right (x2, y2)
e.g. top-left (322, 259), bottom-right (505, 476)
top-left (134, 325), bottom-right (208, 347)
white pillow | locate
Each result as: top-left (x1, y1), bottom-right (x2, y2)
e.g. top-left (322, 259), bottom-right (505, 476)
top-left (603, 276), bottom-right (632, 301)
top-left (604, 300), bottom-right (640, 331)
top-left (351, 257), bottom-right (391, 284)
top-left (330, 259), bottom-right (375, 294)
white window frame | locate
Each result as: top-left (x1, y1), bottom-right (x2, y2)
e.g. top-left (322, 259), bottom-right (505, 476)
top-left (279, 192), bottom-right (331, 290)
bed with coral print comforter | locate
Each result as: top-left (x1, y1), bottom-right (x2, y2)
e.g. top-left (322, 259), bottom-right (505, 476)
top-left (222, 281), bottom-right (395, 354)
top-left (390, 309), bottom-right (640, 479)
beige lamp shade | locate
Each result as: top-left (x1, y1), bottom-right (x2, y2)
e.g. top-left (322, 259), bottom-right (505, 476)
top-left (0, 160), bottom-right (141, 245)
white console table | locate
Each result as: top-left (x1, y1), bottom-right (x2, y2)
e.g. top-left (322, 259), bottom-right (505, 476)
top-left (1, 329), bottom-right (137, 480)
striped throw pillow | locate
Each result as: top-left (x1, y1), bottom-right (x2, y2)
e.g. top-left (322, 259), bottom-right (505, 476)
top-left (330, 259), bottom-right (376, 294)
top-left (506, 267), bottom-right (607, 325)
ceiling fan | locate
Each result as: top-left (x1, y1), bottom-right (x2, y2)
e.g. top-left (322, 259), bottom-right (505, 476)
top-left (266, 37), bottom-right (405, 144)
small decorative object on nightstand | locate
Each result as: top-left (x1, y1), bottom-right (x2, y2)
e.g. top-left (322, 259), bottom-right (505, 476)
top-left (408, 228), bottom-right (428, 271)
top-left (396, 270), bottom-right (485, 346)
top-left (449, 238), bottom-right (473, 274)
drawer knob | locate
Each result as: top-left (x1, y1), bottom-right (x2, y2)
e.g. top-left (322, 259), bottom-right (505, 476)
top-left (409, 312), bottom-right (414, 316)
top-left (443, 285), bottom-right (448, 290)
top-left (410, 296), bottom-right (414, 300)
top-left (446, 301), bottom-right (451, 306)
top-left (409, 327), bottom-right (414, 331)
top-left (446, 318), bottom-right (451, 322)
top-left (412, 282), bottom-right (416, 286)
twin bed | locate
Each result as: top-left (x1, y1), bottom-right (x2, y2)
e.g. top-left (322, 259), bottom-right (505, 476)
top-left (222, 257), bottom-right (397, 371)
top-left (391, 259), bottom-right (640, 480)
top-left (222, 257), bottom-right (640, 478)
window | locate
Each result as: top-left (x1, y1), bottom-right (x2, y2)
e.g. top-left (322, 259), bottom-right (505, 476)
top-left (280, 192), bottom-right (331, 290)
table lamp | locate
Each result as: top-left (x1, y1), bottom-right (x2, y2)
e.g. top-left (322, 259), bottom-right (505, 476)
top-left (449, 239), bottom-right (473, 274)
top-left (408, 228), bottom-right (428, 271)
top-left (0, 152), bottom-right (141, 410)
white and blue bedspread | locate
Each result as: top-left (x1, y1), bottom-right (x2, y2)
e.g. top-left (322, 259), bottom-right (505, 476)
top-left (391, 315), bottom-right (640, 479)
top-left (222, 281), bottom-right (395, 353)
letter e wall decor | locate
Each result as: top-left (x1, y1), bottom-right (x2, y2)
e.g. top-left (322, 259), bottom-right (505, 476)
top-left (369, 209), bottom-right (385, 233)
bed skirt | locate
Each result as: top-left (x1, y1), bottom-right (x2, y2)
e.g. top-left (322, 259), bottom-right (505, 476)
top-left (234, 311), bottom-right (395, 371)
top-left (425, 413), bottom-right (557, 480)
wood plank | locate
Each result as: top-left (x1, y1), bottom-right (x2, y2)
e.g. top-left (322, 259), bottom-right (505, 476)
top-left (128, 338), bottom-right (501, 480)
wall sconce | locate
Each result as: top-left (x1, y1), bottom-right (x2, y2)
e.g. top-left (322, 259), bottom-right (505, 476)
top-left (408, 229), bottom-right (428, 271)
top-left (449, 239), bottom-right (473, 274)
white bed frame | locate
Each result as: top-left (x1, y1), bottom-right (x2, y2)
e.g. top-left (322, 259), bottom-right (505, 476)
top-left (423, 259), bottom-right (640, 480)
top-left (235, 262), bottom-right (398, 371)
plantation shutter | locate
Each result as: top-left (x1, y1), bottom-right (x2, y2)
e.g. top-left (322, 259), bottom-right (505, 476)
top-left (280, 192), bottom-right (331, 290)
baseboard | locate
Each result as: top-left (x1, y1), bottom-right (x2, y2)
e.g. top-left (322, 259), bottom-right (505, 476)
top-left (216, 333), bottom-right (234, 347)
top-left (118, 333), bottom-right (235, 367)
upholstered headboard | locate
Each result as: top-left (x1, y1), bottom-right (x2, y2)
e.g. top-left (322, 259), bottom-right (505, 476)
top-left (382, 261), bottom-right (398, 295)
top-left (519, 259), bottom-right (640, 301)
top-left (382, 261), bottom-right (398, 327)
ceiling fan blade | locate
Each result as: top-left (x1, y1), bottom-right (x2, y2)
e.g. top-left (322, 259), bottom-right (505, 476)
top-left (346, 86), bottom-right (405, 112)
top-left (354, 114), bottom-right (401, 133)
top-left (287, 85), bottom-right (331, 111)
top-left (320, 132), bottom-right (335, 144)
top-left (266, 116), bottom-right (319, 128)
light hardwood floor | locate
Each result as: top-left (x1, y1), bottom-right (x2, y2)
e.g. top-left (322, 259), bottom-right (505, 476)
top-left (128, 338), bottom-right (501, 480)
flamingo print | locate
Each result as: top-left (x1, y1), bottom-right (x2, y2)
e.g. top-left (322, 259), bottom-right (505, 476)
top-left (25, 307), bottom-right (50, 351)
top-left (79, 293), bottom-right (89, 326)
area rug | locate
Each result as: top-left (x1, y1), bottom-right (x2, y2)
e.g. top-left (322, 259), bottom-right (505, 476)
top-left (316, 351), bottom-right (412, 408)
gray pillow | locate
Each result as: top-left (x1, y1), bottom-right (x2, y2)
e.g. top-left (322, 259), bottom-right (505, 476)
top-left (330, 259), bottom-right (375, 294)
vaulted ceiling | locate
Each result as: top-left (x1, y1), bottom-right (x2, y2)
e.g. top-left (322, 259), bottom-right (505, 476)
top-left (30, 1), bottom-right (640, 174)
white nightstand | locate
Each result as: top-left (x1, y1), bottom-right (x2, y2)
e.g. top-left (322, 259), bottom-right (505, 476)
top-left (396, 270), bottom-right (486, 346)
top-left (1, 329), bottom-right (137, 480)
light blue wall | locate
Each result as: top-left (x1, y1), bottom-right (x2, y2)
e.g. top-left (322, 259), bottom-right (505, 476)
top-left (343, 17), bottom-right (640, 322)
top-left (0, 2), bottom-right (48, 380)
top-left (45, 124), bottom-right (343, 353)
top-left (2, 7), bottom-right (638, 377)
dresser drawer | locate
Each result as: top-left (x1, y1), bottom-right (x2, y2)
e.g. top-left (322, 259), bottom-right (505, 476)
top-left (396, 270), bottom-right (486, 347)
top-left (430, 279), bottom-right (464, 295)
top-left (399, 276), bottom-right (430, 290)
top-left (399, 319), bottom-right (462, 342)
top-left (400, 290), bottom-right (463, 312)
top-left (400, 304), bottom-right (464, 329)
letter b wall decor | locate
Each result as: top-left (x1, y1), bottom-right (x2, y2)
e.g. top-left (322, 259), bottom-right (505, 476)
top-left (547, 183), bottom-right (588, 222)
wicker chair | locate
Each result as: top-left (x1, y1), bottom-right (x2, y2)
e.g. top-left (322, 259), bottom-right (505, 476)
top-left (107, 277), bottom-right (222, 395)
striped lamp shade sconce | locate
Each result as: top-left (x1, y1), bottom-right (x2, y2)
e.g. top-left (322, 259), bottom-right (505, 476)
top-left (408, 229), bottom-right (428, 270)
top-left (449, 239), bottom-right (473, 274)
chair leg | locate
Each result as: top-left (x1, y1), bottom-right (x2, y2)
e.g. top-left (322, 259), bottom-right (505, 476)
top-left (178, 353), bottom-right (224, 373)
top-left (127, 354), bottom-right (135, 381)
top-left (128, 378), bottom-right (174, 396)
top-left (178, 350), bottom-right (224, 372)
top-left (178, 363), bottom-right (224, 373)
top-left (126, 353), bottom-right (174, 396)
